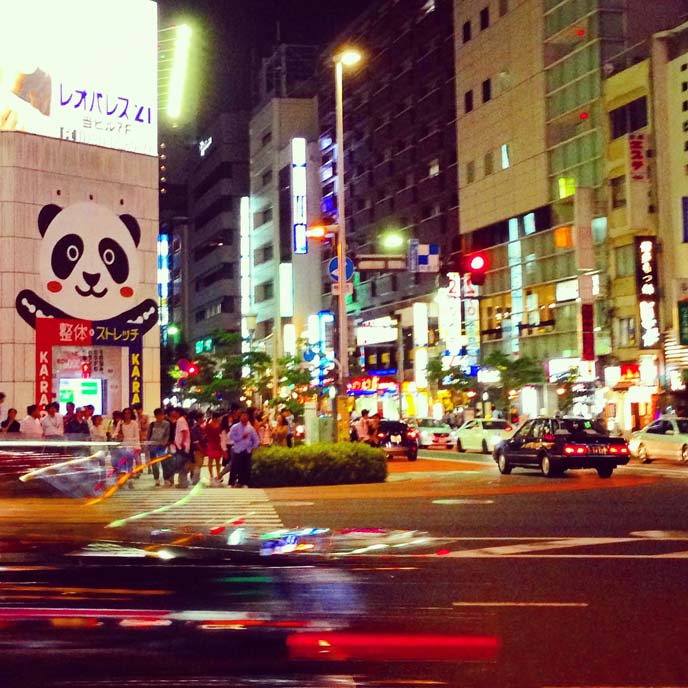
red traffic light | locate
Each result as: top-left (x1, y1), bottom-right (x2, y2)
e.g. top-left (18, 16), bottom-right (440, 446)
top-left (81, 362), bottom-right (91, 379)
top-left (187, 363), bottom-right (199, 376)
top-left (468, 254), bottom-right (486, 271)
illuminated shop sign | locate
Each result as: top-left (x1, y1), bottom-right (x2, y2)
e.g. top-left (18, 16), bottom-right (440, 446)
top-left (198, 136), bottom-right (213, 157)
top-left (356, 316), bottom-right (398, 346)
top-left (0, 0), bottom-right (157, 155)
top-left (635, 236), bottom-right (660, 349)
top-left (629, 134), bottom-right (647, 182)
top-left (291, 138), bottom-right (308, 254)
top-left (347, 376), bottom-right (399, 396)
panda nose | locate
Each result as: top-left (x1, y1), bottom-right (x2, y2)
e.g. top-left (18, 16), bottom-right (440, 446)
top-left (82, 271), bottom-right (101, 287)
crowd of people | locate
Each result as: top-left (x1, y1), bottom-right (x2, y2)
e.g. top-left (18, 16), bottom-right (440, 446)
top-left (0, 391), bottom-right (299, 490)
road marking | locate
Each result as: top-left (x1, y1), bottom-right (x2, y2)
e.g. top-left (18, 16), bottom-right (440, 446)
top-left (453, 601), bottom-right (588, 608)
top-left (446, 537), bottom-right (637, 557)
top-left (432, 498), bottom-right (495, 505)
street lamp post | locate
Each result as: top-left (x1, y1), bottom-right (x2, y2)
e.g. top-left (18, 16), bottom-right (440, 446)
top-left (333, 48), bottom-right (361, 442)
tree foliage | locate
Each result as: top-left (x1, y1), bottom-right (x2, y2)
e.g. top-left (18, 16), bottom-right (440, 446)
top-left (426, 354), bottom-right (474, 392)
top-left (482, 351), bottom-right (546, 413)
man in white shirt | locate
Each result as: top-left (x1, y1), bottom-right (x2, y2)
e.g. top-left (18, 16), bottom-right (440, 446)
top-left (353, 409), bottom-right (371, 443)
top-left (169, 408), bottom-right (191, 488)
top-left (41, 402), bottom-right (64, 439)
top-left (20, 404), bottom-right (43, 438)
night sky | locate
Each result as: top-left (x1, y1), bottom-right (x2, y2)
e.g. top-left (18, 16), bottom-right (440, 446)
top-left (157, 0), bottom-right (376, 125)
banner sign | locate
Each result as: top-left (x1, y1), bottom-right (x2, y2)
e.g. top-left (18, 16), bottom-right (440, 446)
top-left (635, 236), bottom-right (660, 349)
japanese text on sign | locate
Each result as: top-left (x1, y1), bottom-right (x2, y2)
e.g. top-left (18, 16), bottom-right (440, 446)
top-left (635, 237), bottom-right (660, 349)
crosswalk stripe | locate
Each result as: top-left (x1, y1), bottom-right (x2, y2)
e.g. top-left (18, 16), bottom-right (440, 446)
top-left (102, 485), bottom-right (284, 530)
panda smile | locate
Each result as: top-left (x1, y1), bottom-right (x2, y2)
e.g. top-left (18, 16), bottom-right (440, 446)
top-left (75, 285), bottom-right (108, 298)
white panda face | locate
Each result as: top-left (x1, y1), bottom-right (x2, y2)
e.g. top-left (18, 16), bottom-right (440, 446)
top-left (37, 202), bottom-right (141, 322)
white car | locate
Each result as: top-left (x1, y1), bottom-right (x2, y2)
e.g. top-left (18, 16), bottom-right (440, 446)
top-left (455, 418), bottom-right (516, 454)
top-left (628, 416), bottom-right (688, 463)
top-left (414, 418), bottom-right (454, 449)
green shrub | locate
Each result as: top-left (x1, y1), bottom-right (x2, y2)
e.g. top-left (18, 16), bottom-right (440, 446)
top-left (251, 442), bottom-right (387, 487)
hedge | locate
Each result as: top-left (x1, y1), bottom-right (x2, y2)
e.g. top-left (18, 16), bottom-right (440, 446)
top-left (250, 442), bottom-right (387, 487)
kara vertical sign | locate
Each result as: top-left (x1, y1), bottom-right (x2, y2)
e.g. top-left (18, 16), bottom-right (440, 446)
top-left (635, 236), bottom-right (660, 349)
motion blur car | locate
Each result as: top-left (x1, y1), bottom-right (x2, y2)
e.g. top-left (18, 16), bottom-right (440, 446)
top-left (455, 418), bottom-right (516, 454)
top-left (414, 418), bottom-right (454, 449)
top-left (628, 416), bottom-right (688, 463)
top-left (373, 420), bottom-right (418, 461)
top-left (493, 416), bottom-right (630, 478)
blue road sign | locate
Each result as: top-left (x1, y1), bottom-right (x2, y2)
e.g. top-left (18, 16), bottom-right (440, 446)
top-left (328, 256), bottom-right (355, 282)
top-left (408, 238), bottom-right (419, 272)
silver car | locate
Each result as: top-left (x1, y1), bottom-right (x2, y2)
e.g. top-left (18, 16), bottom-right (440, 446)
top-left (628, 416), bottom-right (688, 463)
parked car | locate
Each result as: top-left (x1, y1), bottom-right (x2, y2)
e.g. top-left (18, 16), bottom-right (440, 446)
top-left (493, 416), bottom-right (630, 478)
top-left (628, 416), bottom-right (688, 463)
top-left (455, 418), bottom-right (516, 454)
top-left (372, 420), bottom-right (418, 461)
top-left (414, 418), bottom-right (454, 449)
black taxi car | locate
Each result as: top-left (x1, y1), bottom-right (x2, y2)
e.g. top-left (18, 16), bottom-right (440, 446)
top-left (493, 416), bottom-right (630, 478)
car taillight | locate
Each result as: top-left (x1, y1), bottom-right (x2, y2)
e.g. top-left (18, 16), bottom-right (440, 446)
top-left (504, 425), bottom-right (512, 432)
top-left (378, 432), bottom-right (386, 439)
top-left (563, 444), bottom-right (588, 455)
top-left (407, 430), bottom-right (418, 439)
top-left (608, 445), bottom-right (629, 455)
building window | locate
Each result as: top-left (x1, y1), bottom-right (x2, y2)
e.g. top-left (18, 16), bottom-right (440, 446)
top-left (255, 280), bottom-right (274, 302)
top-left (501, 143), bottom-right (510, 169)
top-left (464, 89), bottom-right (474, 113)
top-left (261, 169), bottom-right (273, 186)
top-left (480, 6), bottom-right (490, 30)
top-left (558, 176), bottom-right (576, 199)
top-left (617, 317), bottom-right (636, 347)
top-left (261, 130), bottom-right (272, 147)
top-left (261, 207), bottom-right (273, 224)
top-left (499, 0), bottom-right (508, 16)
top-left (609, 97), bottom-right (648, 139)
top-left (428, 158), bottom-right (440, 177)
top-left (462, 20), bottom-right (471, 42)
top-left (482, 78), bottom-right (491, 103)
top-left (610, 176), bottom-right (627, 209)
top-left (466, 160), bottom-right (475, 184)
top-left (253, 243), bottom-right (274, 265)
top-left (615, 244), bottom-right (635, 277)
top-left (554, 225), bottom-right (573, 248)
top-left (484, 151), bottom-right (494, 176)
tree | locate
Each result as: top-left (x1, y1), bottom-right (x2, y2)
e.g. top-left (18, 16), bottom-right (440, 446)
top-left (482, 351), bottom-right (546, 414)
top-left (426, 354), bottom-right (474, 393)
top-left (269, 354), bottom-right (316, 416)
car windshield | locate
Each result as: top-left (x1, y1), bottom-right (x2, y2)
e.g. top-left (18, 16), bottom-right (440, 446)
top-left (483, 420), bottom-right (510, 430)
top-left (418, 419), bottom-right (447, 428)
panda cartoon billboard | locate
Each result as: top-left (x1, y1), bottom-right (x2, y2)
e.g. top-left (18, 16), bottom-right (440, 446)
top-left (16, 202), bottom-right (158, 409)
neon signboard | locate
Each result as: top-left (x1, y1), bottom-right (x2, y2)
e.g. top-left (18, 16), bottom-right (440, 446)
top-left (635, 236), bottom-right (660, 349)
top-left (291, 138), bottom-right (308, 254)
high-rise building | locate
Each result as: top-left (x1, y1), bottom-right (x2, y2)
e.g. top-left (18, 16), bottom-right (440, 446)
top-left (248, 45), bottom-right (323, 364)
top-left (185, 112), bottom-right (250, 352)
top-left (316, 0), bottom-right (458, 417)
top-left (454, 0), bottom-right (688, 418)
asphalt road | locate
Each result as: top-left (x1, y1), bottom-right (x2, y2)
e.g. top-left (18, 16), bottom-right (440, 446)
top-left (1, 449), bottom-right (688, 686)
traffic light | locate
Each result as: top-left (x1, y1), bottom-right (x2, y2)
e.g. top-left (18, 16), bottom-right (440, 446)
top-left (462, 252), bottom-right (488, 286)
top-left (187, 362), bottom-right (199, 377)
top-left (81, 362), bottom-right (91, 379)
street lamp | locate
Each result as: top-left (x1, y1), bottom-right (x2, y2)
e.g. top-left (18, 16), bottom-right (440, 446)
top-left (333, 47), bottom-right (362, 440)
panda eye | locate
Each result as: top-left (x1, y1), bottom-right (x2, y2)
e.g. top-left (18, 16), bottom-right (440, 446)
top-left (52, 234), bottom-right (84, 280)
top-left (98, 238), bottom-right (129, 284)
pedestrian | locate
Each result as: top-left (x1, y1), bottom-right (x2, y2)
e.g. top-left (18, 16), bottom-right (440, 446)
top-left (255, 410), bottom-right (272, 446)
top-left (41, 402), bottom-right (64, 440)
top-left (0, 392), bottom-right (6, 424)
top-left (1, 408), bottom-right (20, 433)
top-left (147, 407), bottom-right (172, 488)
top-left (283, 408), bottom-right (295, 448)
top-left (65, 407), bottom-right (90, 440)
top-left (132, 403), bottom-right (149, 472)
top-left (168, 407), bottom-right (191, 488)
top-left (113, 407), bottom-right (141, 488)
top-left (204, 412), bottom-right (223, 481)
top-left (106, 410), bottom-right (123, 441)
top-left (353, 409), bottom-right (371, 443)
top-left (20, 404), bottom-right (43, 438)
top-left (188, 412), bottom-right (206, 485)
top-left (215, 411), bottom-right (259, 488)
top-left (273, 413), bottom-right (289, 446)
top-left (63, 402), bottom-right (76, 430)
top-left (90, 415), bottom-right (107, 442)
top-left (368, 413), bottom-right (381, 443)
top-left (83, 404), bottom-right (95, 433)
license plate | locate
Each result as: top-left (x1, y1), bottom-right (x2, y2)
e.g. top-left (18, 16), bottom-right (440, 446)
top-left (589, 446), bottom-right (607, 455)
top-left (391, 434), bottom-right (401, 443)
